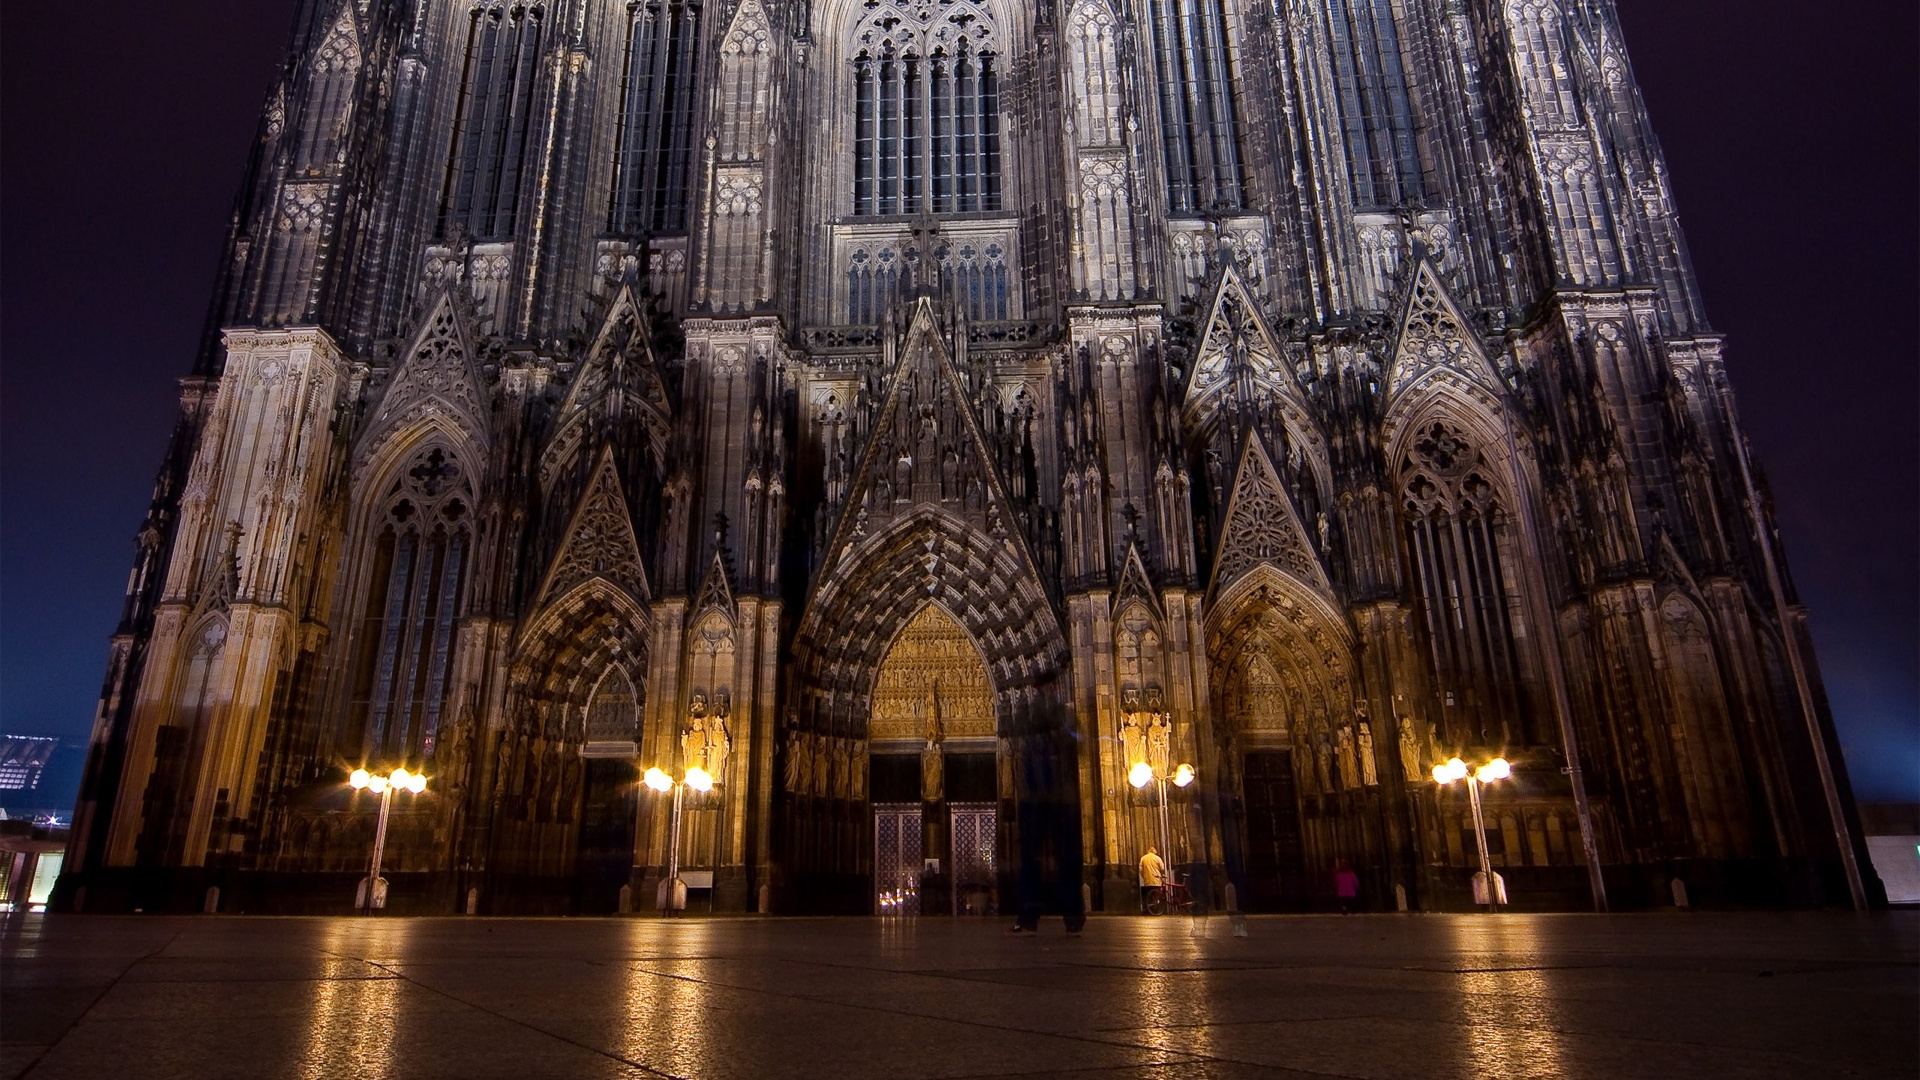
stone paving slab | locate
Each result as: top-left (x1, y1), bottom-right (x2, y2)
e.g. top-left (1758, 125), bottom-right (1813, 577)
top-left (1, 912), bottom-right (1913, 1080)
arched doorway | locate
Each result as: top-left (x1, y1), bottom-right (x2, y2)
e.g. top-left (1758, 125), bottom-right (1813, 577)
top-left (1207, 573), bottom-right (1359, 911)
top-left (868, 603), bottom-right (1001, 914)
top-left (783, 506), bottom-right (1071, 914)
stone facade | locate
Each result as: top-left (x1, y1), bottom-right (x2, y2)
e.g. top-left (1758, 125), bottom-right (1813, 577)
top-left (61, 0), bottom-right (1880, 914)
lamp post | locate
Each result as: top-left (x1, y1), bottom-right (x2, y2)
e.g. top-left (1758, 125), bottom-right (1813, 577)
top-left (1432, 756), bottom-right (1510, 910)
top-left (349, 767), bottom-right (427, 914)
top-left (1128, 760), bottom-right (1197, 872)
top-left (643, 765), bottom-right (713, 913)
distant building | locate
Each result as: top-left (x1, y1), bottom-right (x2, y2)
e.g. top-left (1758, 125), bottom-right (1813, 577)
top-left (64, 0), bottom-right (1881, 916)
top-left (1861, 804), bottom-right (1920, 905)
top-left (0, 736), bottom-right (58, 799)
top-left (0, 817), bottom-right (69, 912)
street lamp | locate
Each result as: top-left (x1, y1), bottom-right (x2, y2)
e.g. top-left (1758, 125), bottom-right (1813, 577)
top-left (1129, 759), bottom-right (1197, 875)
top-left (643, 766), bottom-right (713, 913)
top-left (348, 767), bottom-right (427, 914)
top-left (1432, 756), bottom-right (1511, 910)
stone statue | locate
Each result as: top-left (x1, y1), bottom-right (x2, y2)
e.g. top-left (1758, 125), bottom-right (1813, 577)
top-left (1358, 722), bottom-right (1378, 786)
top-left (1314, 737), bottom-right (1333, 793)
top-left (1399, 716), bottom-right (1422, 781)
top-left (783, 733), bottom-right (803, 793)
top-left (682, 693), bottom-right (710, 775)
top-left (1145, 709), bottom-right (1173, 777)
top-left (1337, 726), bottom-right (1359, 789)
top-left (894, 449), bottom-right (913, 499)
top-left (924, 680), bottom-right (944, 745)
top-left (1121, 712), bottom-right (1147, 772)
top-left (920, 743), bottom-right (945, 802)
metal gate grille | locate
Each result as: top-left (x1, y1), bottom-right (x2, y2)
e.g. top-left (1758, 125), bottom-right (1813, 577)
top-left (873, 803), bottom-right (922, 913)
top-left (949, 802), bottom-right (997, 915)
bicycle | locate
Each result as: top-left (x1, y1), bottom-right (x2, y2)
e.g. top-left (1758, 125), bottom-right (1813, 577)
top-left (1145, 875), bottom-right (1196, 916)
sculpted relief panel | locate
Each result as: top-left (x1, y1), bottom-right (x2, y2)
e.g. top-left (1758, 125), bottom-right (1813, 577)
top-left (868, 604), bottom-right (997, 743)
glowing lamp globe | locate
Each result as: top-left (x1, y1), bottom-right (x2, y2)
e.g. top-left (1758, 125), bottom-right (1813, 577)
top-left (407, 773), bottom-right (428, 794)
top-left (1478, 758), bottom-right (1512, 782)
top-left (644, 768), bottom-right (673, 793)
top-left (1128, 762), bottom-right (1154, 789)
top-left (1173, 763), bottom-right (1196, 788)
top-left (350, 769), bottom-right (371, 790)
top-left (685, 766), bottom-right (715, 793)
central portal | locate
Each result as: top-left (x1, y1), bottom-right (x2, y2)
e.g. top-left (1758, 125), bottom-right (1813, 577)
top-left (869, 603), bottom-right (1001, 914)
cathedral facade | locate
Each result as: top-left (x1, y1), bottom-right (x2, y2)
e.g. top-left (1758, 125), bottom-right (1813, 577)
top-left (62, 0), bottom-right (1880, 915)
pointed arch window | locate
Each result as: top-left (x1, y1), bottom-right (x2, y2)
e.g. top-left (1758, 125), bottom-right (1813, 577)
top-left (850, 3), bottom-right (1002, 216)
top-left (346, 447), bottom-right (475, 764)
top-left (611, 0), bottom-right (703, 234)
top-left (1325, 0), bottom-right (1427, 207)
top-left (1398, 422), bottom-right (1535, 745)
top-left (439, 1), bottom-right (548, 240)
top-left (1148, 0), bottom-right (1246, 213)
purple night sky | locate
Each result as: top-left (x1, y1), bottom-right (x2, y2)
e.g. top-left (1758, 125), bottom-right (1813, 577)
top-left (2, 2), bottom-right (1913, 808)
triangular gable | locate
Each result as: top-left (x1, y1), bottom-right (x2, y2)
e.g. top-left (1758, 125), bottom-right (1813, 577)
top-left (1385, 261), bottom-right (1504, 404)
top-left (692, 551), bottom-right (736, 623)
top-left (363, 292), bottom-right (487, 459)
top-left (1182, 265), bottom-right (1312, 429)
top-left (540, 288), bottom-right (671, 484)
top-left (1114, 542), bottom-right (1162, 621)
top-left (533, 446), bottom-right (651, 610)
top-left (818, 297), bottom-right (1045, 581)
top-left (313, 2), bottom-right (362, 74)
top-left (1209, 435), bottom-right (1332, 599)
top-left (721, 0), bottom-right (771, 53)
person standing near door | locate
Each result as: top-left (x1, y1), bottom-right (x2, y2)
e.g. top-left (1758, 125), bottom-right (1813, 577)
top-left (1139, 847), bottom-right (1167, 914)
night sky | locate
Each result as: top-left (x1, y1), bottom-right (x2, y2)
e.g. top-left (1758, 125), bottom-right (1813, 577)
top-left (2, 2), bottom-right (1914, 811)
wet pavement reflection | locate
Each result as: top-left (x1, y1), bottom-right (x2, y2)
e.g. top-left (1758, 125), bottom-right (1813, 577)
top-left (1, 911), bottom-right (1911, 1080)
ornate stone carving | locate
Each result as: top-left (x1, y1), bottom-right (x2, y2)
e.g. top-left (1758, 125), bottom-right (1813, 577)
top-left (1211, 437), bottom-right (1330, 597)
top-left (534, 448), bottom-right (650, 608)
top-left (870, 605), bottom-right (996, 741)
top-left (1385, 261), bottom-right (1504, 404)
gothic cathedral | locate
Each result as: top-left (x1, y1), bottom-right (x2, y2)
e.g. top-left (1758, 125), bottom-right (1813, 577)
top-left (63, 0), bottom-right (1880, 915)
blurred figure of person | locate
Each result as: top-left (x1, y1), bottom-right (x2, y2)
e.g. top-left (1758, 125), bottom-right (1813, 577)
top-left (1334, 860), bottom-right (1361, 914)
top-left (1139, 847), bottom-right (1166, 914)
top-left (1006, 722), bottom-right (1087, 936)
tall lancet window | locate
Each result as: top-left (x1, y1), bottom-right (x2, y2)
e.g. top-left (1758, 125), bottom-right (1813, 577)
top-left (346, 446), bottom-right (475, 765)
top-left (1326, 0), bottom-right (1426, 207)
top-left (1398, 422), bottom-right (1536, 747)
top-left (439, 1), bottom-right (548, 240)
top-left (1148, 0), bottom-right (1245, 213)
top-left (611, 0), bottom-right (703, 234)
top-left (850, 2), bottom-right (1002, 216)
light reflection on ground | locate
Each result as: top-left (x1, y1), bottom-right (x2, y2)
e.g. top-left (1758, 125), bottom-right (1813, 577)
top-left (1, 912), bottom-right (1907, 1080)
top-left (1449, 917), bottom-right (1567, 1079)
top-left (300, 921), bottom-right (406, 1080)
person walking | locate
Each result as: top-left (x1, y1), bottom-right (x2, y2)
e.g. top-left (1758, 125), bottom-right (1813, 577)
top-left (1334, 860), bottom-right (1360, 914)
top-left (1005, 721), bottom-right (1087, 935)
top-left (1139, 847), bottom-right (1167, 914)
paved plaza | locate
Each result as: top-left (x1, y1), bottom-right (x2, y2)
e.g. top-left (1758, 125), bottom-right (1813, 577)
top-left (2, 912), bottom-right (1913, 1080)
